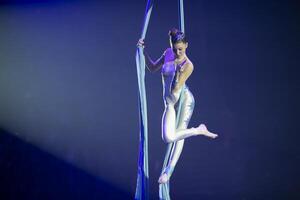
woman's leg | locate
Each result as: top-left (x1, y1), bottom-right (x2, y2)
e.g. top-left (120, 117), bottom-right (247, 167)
top-left (158, 89), bottom-right (194, 183)
top-left (159, 89), bottom-right (217, 183)
top-left (167, 90), bottom-right (194, 166)
top-left (161, 98), bottom-right (217, 143)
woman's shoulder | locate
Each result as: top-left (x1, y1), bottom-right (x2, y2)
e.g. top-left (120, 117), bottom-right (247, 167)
top-left (185, 58), bottom-right (193, 66)
top-left (163, 48), bottom-right (175, 63)
top-left (180, 59), bottom-right (194, 72)
top-left (163, 48), bottom-right (173, 56)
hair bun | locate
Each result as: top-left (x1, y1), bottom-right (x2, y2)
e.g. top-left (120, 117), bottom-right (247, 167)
top-left (168, 28), bottom-right (187, 44)
top-left (168, 28), bottom-right (179, 37)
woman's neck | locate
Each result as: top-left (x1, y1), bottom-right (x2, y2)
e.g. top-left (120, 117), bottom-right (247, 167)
top-left (174, 55), bottom-right (187, 64)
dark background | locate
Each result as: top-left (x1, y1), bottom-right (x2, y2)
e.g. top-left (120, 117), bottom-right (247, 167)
top-left (0, 0), bottom-right (299, 199)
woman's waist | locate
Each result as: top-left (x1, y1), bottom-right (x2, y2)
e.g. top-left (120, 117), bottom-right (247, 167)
top-left (162, 84), bottom-right (191, 100)
top-left (162, 83), bottom-right (189, 94)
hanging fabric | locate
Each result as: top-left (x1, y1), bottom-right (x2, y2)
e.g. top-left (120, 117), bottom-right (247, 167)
top-left (135, 1), bottom-right (155, 200)
top-left (135, 0), bottom-right (185, 199)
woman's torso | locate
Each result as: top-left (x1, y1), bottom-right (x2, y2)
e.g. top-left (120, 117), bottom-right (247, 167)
top-left (161, 48), bottom-right (190, 104)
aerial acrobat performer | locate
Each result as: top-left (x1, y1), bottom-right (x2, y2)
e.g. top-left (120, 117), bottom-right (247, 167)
top-left (134, 1), bottom-right (218, 199)
top-left (137, 28), bottom-right (218, 184)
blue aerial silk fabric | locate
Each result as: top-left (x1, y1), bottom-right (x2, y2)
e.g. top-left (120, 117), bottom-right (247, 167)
top-left (135, 1), bottom-right (154, 200)
top-left (135, 0), bottom-right (185, 199)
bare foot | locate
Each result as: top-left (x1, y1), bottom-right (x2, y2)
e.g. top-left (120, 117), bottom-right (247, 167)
top-left (158, 173), bottom-right (169, 184)
top-left (195, 124), bottom-right (218, 139)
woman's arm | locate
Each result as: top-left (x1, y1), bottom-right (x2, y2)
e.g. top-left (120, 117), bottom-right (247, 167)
top-left (172, 63), bottom-right (194, 93)
top-left (144, 50), bottom-right (165, 72)
top-left (137, 39), bottom-right (165, 72)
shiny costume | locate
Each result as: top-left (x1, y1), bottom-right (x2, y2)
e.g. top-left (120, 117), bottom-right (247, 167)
top-left (160, 58), bottom-right (195, 177)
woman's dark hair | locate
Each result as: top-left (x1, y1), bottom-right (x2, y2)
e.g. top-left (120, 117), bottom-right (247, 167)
top-left (168, 28), bottom-right (187, 44)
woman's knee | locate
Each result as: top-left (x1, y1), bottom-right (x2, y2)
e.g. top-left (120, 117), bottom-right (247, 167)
top-left (162, 134), bottom-right (176, 143)
top-left (162, 123), bottom-right (176, 142)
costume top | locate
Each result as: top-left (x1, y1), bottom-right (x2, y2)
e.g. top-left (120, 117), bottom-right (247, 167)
top-left (161, 59), bottom-right (187, 105)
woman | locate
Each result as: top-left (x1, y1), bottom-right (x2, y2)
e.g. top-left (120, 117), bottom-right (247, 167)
top-left (137, 28), bottom-right (218, 184)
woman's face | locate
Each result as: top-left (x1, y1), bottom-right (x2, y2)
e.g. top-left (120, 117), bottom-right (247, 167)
top-left (171, 41), bottom-right (188, 59)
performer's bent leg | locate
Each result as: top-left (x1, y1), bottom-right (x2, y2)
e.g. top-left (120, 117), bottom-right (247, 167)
top-left (158, 90), bottom-right (193, 184)
top-left (167, 91), bottom-right (194, 169)
top-left (161, 103), bottom-right (217, 143)
top-left (159, 89), bottom-right (217, 183)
